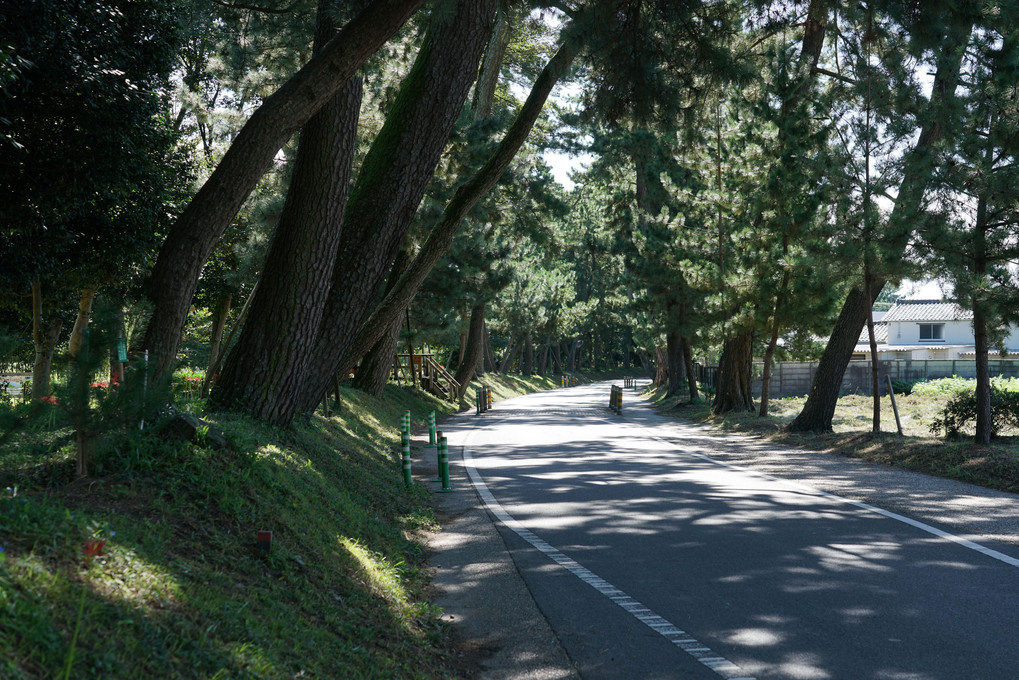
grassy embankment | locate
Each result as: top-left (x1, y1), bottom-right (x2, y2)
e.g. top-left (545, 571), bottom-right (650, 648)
top-left (0, 369), bottom-right (615, 679)
top-left (650, 383), bottom-right (1019, 494)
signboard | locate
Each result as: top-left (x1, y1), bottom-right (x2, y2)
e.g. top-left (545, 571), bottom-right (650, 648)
top-left (117, 338), bottom-right (127, 363)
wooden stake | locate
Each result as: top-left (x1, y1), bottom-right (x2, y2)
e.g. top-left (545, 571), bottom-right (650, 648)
top-left (886, 375), bottom-right (903, 436)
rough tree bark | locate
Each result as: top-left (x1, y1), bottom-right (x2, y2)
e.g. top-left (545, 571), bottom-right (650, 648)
top-left (666, 329), bottom-right (684, 397)
top-left (141, 0), bottom-right (423, 380)
top-left (212, 0), bottom-right (364, 425)
top-left (681, 335), bottom-right (698, 401)
top-left (31, 281), bottom-right (61, 398)
top-left (353, 246), bottom-right (413, 398)
top-left (713, 329), bottom-right (755, 414)
top-left (206, 294), bottom-right (232, 379)
top-left (296, 0), bottom-right (498, 413)
top-left (68, 288), bottom-right (97, 358)
top-left (789, 15), bottom-right (974, 432)
top-left (454, 303), bottom-right (486, 397)
top-left (330, 21), bottom-right (590, 385)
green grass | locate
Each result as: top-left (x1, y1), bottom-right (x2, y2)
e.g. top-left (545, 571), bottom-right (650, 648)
top-left (650, 385), bottom-right (1019, 494)
top-left (0, 368), bottom-right (627, 679)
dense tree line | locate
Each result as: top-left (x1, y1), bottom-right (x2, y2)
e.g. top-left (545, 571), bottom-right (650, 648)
top-left (2, 0), bottom-right (1017, 443)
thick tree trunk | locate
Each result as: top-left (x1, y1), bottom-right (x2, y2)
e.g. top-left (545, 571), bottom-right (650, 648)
top-left (483, 322), bottom-right (497, 373)
top-left (332, 24), bottom-right (588, 378)
top-left (212, 0), bottom-right (365, 425)
top-left (353, 314), bottom-right (402, 398)
top-left (666, 330), bottom-right (683, 397)
top-left (141, 0), bottom-right (423, 380)
top-left (68, 288), bottom-right (97, 358)
top-left (454, 303), bottom-right (486, 398)
top-left (681, 335), bottom-right (698, 401)
top-left (789, 17), bottom-right (973, 432)
top-left (713, 329), bottom-right (755, 414)
top-left (759, 321), bottom-right (780, 417)
top-left (297, 0), bottom-right (498, 413)
top-left (498, 336), bottom-right (516, 373)
top-left (523, 333), bottom-right (534, 374)
top-left (974, 299), bottom-right (991, 444)
top-left (31, 281), bottom-right (62, 399)
top-left (551, 342), bottom-right (562, 373)
top-left (352, 244), bottom-right (414, 397)
top-left (472, 0), bottom-right (510, 118)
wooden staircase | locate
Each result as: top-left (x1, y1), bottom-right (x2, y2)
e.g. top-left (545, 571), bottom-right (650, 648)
top-left (395, 353), bottom-right (460, 402)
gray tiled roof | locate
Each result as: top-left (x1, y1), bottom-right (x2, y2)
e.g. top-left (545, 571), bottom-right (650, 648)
top-left (882, 300), bottom-right (972, 322)
top-left (857, 322), bottom-right (888, 345)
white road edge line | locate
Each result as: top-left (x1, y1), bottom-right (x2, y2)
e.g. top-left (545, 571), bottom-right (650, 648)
top-left (461, 426), bottom-right (757, 680)
top-left (631, 425), bottom-right (1019, 571)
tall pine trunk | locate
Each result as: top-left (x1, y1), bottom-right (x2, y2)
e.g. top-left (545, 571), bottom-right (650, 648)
top-left (207, 294), bottom-right (232, 380)
top-left (297, 0), bottom-right (498, 413)
top-left (454, 303), bottom-right (486, 398)
top-left (713, 329), bottom-right (755, 414)
top-left (666, 330), bottom-right (684, 397)
top-left (681, 336), bottom-right (698, 401)
top-left (31, 281), bottom-right (61, 399)
top-left (789, 16), bottom-right (974, 432)
top-left (354, 315), bottom-right (403, 398)
top-left (212, 0), bottom-right (364, 425)
top-left (141, 0), bottom-right (423, 380)
top-left (331, 21), bottom-right (589, 376)
top-left (68, 288), bottom-right (97, 358)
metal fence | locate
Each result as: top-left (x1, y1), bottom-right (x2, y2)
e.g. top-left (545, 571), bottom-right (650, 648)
top-left (696, 359), bottom-right (1019, 398)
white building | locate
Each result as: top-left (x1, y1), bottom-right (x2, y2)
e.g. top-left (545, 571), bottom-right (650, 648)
top-left (853, 299), bottom-right (1019, 361)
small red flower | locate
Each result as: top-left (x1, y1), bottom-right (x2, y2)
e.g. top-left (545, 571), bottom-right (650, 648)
top-left (83, 538), bottom-right (106, 567)
top-left (38, 395), bottom-right (58, 406)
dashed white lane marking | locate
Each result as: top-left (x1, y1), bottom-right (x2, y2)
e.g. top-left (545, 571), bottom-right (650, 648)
top-left (638, 431), bottom-right (1019, 570)
top-left (461, 428), bottom-right (756, 680)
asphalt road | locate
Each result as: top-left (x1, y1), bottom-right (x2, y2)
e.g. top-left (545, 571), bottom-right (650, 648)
top-left (445, 381), bottom-right (1019, 680)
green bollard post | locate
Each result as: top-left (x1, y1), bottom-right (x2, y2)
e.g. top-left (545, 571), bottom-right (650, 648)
top-left (438, 436), bottom-right (454, 492)
top-left (401, 430), bottom-right (412, 488)
top-left (433, 430), bottom-right (443, 482)
top-left (428, 411), bottom-right (436, 446)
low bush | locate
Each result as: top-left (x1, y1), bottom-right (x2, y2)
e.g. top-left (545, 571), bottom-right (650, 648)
top-left (930, 386), bottom-right (1019, 439)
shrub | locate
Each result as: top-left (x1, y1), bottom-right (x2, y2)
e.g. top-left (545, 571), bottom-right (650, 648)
top-left (912, 375), bottom-right (975, 399)
top-left (890, 379), bottom-right (919, 396)
top-left (930, 386), bottom-right (1019, 439)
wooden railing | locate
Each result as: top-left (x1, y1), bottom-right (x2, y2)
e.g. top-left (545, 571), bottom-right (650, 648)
top-left (395, 353), bottom-right (460, 402)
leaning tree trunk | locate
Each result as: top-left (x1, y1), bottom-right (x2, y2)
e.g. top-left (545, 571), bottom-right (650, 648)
top-left (328, 19), bottom-right (591, 382)
top-left (353, 314), bottom-right (403, 398)
top-left (352, 244), bottom-right (414, 398)
top-left (788, 15), bottom-right (973, 432)
top-left (483, 322), bottom-right (497, 372)
top-left (212, 0), bottom-right (364, 426)
top-left (713, 329), bottom-right (755, 414)
top-left (454, 303), bottom-right (486, 398)
top-left (141, 0), bottom-right (423, 380)
top-left (297, 0), bottom-right (498, 413)
top-left (206, 294), bottom-right (232, 379)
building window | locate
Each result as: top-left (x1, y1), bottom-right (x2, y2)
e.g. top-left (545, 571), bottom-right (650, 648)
top-left (919, 323), bottom-right (944, 341)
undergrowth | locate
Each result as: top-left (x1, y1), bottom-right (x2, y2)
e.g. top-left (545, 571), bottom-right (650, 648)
top-left (0, 369), bottom-right (589, 679)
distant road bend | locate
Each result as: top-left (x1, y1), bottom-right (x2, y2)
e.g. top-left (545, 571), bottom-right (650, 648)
top-left (455, 380), bottom-right (1019, 680)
